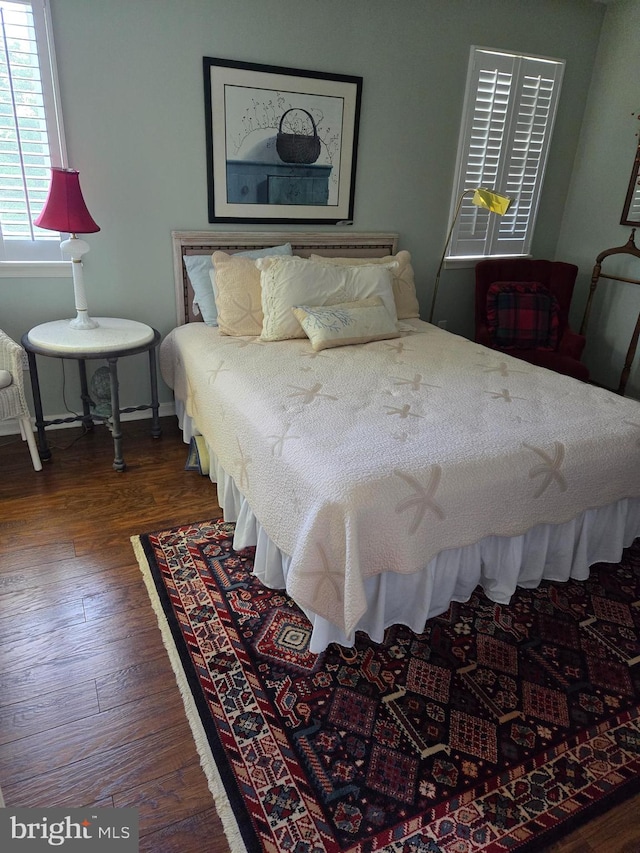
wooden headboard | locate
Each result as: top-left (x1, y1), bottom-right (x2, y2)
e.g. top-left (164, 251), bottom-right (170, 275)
top-left (171, 230), bottom-right (399, 325)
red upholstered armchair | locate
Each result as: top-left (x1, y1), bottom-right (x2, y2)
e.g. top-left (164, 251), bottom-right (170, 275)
top-left (475, 258), bottom-right (589, 382)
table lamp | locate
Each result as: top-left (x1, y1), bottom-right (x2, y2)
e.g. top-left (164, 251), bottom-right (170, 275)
top-left (34, 167), bottom-right (101, 330)
top-left (429, 187), bottom-right (512, 323)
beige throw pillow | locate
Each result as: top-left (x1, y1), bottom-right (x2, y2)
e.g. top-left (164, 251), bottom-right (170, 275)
top-left (211, 251), bottom-right (263, 336)
top-left (310, 250), bottom-right (420, 319)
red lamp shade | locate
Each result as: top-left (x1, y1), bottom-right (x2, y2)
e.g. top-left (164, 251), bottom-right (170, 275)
top-left (34, 167), bottom-right (100, 234)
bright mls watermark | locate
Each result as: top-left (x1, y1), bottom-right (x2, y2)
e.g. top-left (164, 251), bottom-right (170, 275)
top-left (0, 809), bottom-right (138, 851)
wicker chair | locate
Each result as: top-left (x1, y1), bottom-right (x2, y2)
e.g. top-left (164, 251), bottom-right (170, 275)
top-left (0, 329), bottom-right (42, 471)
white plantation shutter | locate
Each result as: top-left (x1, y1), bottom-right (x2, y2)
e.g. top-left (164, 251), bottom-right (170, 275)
top-left (448, 48), bottom-right (564, 260)
top-left (0, 0), bottom-right (65, 262)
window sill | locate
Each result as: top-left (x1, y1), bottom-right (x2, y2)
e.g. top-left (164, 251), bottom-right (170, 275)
top-left (0, 261), bottom-right (71, 278)
top-left (443, 253), bottom-right (531, 270)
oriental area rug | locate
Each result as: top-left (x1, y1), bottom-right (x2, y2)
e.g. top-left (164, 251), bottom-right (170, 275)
top-left (131, 520), bottom-right (640, 853)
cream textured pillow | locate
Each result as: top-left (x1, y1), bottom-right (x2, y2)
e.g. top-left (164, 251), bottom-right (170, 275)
top-left (310, 250), bottom-right (420, 319)
top-left (211, 251), bottom-right (264, 336)
top-left (292, 297), bottom-right (400, 351)
top-left (256, 255), bottom-right (398, 342)
top-left (187, 242), bottom-right (292, 326)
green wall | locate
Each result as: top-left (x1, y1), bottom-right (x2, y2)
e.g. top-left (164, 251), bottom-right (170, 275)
top-left (557, 0), bottom-right (640, 398)
top-left (0, 0), bottom-right (611, 421)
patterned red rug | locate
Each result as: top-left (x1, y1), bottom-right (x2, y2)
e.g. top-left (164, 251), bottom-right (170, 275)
top-left (132, 521), bottom-right (640, 853)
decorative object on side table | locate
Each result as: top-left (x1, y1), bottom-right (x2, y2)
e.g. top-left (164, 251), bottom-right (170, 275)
top-left (34, 166), bottom-right (100, 330)
top-left (89, 365), bottom-right (113, 417)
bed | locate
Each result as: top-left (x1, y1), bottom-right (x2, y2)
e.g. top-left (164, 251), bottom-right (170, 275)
top-left (160, 230), bottom-right (640, 653)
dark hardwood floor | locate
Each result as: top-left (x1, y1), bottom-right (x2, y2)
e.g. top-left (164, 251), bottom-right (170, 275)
top-left (0, 416), bottom-right (638, 852)
top-left (0, 417), bottom-right (229, 851)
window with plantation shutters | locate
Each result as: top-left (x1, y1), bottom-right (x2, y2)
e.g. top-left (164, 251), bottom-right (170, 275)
top-left (447, 47), bottom-right (564, 261)
top-left (0, 0), bottom-right (65, 263)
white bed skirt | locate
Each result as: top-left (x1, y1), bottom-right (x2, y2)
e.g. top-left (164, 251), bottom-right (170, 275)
top-left (178, 405), bottom-right (640, 654)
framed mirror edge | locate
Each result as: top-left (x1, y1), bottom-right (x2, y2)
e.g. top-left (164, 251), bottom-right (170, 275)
top-left (620, 138), bottom-right (640, 226)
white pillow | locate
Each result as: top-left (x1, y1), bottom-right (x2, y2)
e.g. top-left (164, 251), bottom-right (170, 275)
top-left (256, 255), bottom-right (398, 342)
top-left (310, 250), bottom-right (420, 319)
top-left (0, 369), bottom-right (12, 389)
top-left (292, 297), bottom-right (401, 351)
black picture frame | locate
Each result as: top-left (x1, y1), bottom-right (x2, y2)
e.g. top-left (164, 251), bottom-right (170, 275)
top-left (203, 57), bottom-right (362, 224)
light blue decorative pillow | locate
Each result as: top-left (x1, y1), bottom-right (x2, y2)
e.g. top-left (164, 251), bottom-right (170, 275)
top-left (183, 255), bottom-right (218, 325)
top-left (183, 242), bottom-right (293, 326)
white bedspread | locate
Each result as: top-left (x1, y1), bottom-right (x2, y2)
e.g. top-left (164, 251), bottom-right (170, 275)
top-left (160, 321), bottom-right (640, 638)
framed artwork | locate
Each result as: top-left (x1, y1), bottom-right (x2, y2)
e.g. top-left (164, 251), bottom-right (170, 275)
top-left (203, 57), bottom-right (363, 223)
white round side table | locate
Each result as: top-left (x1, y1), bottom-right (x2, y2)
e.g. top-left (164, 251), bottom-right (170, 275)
top-left (23, 318), bottom-right (161, 472)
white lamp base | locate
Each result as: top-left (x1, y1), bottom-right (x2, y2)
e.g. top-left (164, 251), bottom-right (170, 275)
top-left (60, 236), bottom-right (99, 329)
top-left (69, 310), bottom-right (98, 330)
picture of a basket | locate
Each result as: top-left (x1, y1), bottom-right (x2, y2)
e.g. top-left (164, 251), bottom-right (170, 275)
top-left (276, 108), bottom-right (321, 164)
